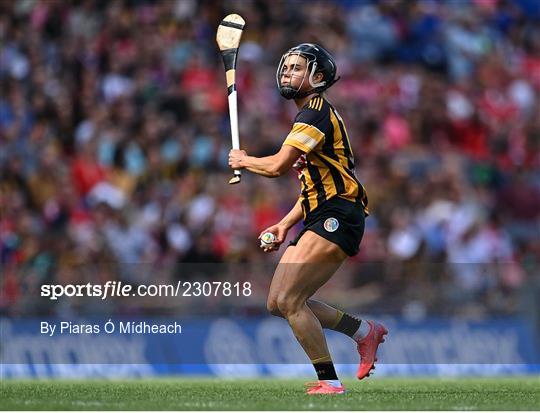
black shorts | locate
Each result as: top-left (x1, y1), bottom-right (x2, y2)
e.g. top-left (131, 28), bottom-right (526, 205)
top-left (289, 196), bottom-right (366, 257)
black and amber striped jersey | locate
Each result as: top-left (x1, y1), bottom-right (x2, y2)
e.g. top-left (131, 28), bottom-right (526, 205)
top-left (283, 95), bottom-right (369, 218)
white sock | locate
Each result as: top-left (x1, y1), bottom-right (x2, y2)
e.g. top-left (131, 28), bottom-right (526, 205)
top-left (323, 379), bottom-right (342, 387)
top-left (352, 320), bottom-right (371, 341)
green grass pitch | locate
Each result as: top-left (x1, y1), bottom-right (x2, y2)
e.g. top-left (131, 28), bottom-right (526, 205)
top-left (1, 377), bottom-right (539, 410)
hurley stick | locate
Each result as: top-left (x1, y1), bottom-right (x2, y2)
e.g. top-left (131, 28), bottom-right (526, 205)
top-left (216, 14), bottom-right (245, 184)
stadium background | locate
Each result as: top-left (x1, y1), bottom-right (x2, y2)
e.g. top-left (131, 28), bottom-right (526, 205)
top-left (1, 0), bottom-right (539, 378)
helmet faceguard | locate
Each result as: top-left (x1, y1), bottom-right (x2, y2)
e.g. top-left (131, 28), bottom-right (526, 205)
top-left (276, 43), bottom-right (339, 100)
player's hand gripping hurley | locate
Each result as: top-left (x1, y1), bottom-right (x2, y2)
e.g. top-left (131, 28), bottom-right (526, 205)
top-left (216, 14), bottom-right (245, 184)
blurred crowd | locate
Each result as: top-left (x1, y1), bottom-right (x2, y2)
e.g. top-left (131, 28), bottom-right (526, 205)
top-left (1, 0), bottom-right (539, 318)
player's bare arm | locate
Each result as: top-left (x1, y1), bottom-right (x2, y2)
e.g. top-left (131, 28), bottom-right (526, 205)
top-left (228, 145), bottom-right (303, 177)
top-left (259, 199), bottom-right (303, 252)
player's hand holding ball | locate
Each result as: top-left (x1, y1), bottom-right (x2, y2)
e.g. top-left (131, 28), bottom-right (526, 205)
top-left (260, 232), bottom-right (276, 248)
top-left (258, 224), bottom-right (288, 252)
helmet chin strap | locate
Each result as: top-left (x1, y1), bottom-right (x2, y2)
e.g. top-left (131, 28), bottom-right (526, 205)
top-left (279, 84), bottom-right (316, 99)
top-left (279, 86), bottom-right (299, 99)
